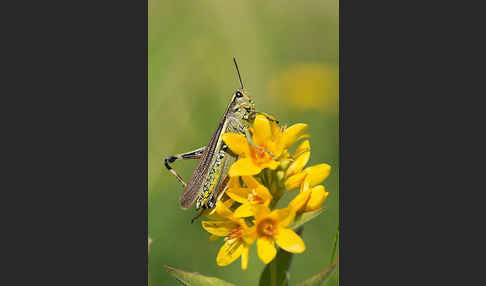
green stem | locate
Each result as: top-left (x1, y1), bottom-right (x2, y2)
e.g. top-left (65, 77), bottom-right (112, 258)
top-left (266, 167), bottom-right (290, 284)
top-left (266, 168), bottom-right (281, 210)
top-left (270, 258), bottom-right (277, 286)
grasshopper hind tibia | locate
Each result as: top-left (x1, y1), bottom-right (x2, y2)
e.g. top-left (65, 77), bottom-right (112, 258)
top-left (191, 207), bottom-right (206, 224)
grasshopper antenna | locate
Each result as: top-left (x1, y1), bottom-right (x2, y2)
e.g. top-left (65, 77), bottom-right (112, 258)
top-left (233, 57), bottom-right (244, 90)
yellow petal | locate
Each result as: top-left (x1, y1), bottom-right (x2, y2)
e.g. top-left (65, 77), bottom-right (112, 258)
top-left (222, 133), bottom-right (250, 156)
top-left (257, 237), bottom-right (277, 264)
top-left (217, 239), bottom-right (244, 266)
top-left (241, 227), bottom-right (257, 245)
top-left (286, 142), bottom-right (310, 177)
top-left (226, 187), bottom-right (251, 204)
top-left (255, 185), bottom-right (273, 204)
top-left (209, 234), bottom-right (220, 241)
top-left (297, 134), bottom-right (311, 141)
top-left (266, 140), bottom-right (284, 159)
top-left (214, 198), bottom-right (235, 218)
top-left (241, 246), bottom-right (249, 270)
top-left (241, 176), bottom-right (261, 188)
top-left (304, 164), bottom-right (331, 186)
top-left (269, 207), bottom-right (295, 228)
top-left (295, 140), bottom-right (311, 156)
top-left (260, 112), bottom-right (278, 127)
top-left (300, 176), bottom-right (311, 192)
top-left (285, 172), bottom-right (307, 190)
top-left (204, 196), bottom-right (235, 220)
top-left (228, 176), bottom-right (241, 188)
top-left (281, 149), bottom-right (291, 159)
top-left (223, 198), bottom-right (235, 208)
top-left (304, 185), bottom-right (329, 212)
top-left (289, 189), bottom-right (312, 213)
top-left (269, 117), bottom-right (282, 140)
top-left (234, 203), bottom-right (254, 217)
top-left (275, 227), bottom-right (306, 253)
top-left (204, 210), bottom-right (221, 220)
top-left (253, 115), bottom-right (272, 146)
top-left (202, 221), bottom-right (239, 236)
top-left (272, 142), bottom-right (285, 158)
top-left (229, 158), bottom-right (262, 177)
top-left (261, 159), bottom-right (280, 170)
top-left (282, 123), bottom-right (308, 149)
top-left (201, 200), bottom-right (234, 219)
top-left (252, 204), bottom-right (271, 220)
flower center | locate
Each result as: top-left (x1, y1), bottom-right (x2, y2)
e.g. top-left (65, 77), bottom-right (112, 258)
top-left (248, 189), bottom-right (264, 204)
top-left (258, 218), bottom-right (277, 237)
top-left (251, 147), bottom-right (272, 164)
top-left (224, 227), bottom-right (243, 243)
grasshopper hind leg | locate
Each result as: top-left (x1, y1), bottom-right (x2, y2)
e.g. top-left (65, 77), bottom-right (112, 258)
top-left (191, 206), bottom-right (206, 224)
top-left (164, 146), bottom-right (206, 187)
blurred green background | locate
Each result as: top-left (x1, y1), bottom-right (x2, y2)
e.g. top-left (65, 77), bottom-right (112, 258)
top-left (149, 1), bottom-right (339, 285)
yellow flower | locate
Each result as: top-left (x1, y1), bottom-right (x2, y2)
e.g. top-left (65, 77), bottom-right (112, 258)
top-left (226, 176), bottom-right (273, 218)
top-left (285, 163), bottom-right (331, 190)
top-left (289, 176), bottom-right (329, 213)
top-left (222, 115), bottom-right (308, 177)
top-left (286, 140), bottom-right (311, 177)
top-left (200, 115), bottom-right (330, 270)
top-left (253, 205), bottom-right (305, 264)
top-left (281, 123), bottom-right (310, 150)
top-left (203, 177), bottom-right (240, 220)
top-left (202, 201), bottom-right (256, 270)
top-left (204, 195), bottom-right (235, 221)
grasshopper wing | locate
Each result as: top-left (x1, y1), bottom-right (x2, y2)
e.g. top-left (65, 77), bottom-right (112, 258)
top-left (179, 118), bottom-right (226, 209)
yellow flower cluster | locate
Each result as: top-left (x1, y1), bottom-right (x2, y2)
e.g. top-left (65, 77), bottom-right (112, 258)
top-left (201, 114), bottom-right (331, 270)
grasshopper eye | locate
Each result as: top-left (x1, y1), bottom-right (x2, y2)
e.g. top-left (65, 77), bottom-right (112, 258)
top-left (235, 91), bottom-right (243, 98)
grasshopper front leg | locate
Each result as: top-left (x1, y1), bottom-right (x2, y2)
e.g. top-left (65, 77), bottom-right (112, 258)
top-left (254, 111), bottom-right (279, 124)
top-left (244, 128), bottom-right (277, 160)
top-left (164, 146), bottom-right (206, 187)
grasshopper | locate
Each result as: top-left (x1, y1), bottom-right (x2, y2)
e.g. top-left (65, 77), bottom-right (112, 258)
top-left (164, 58), bottom-right (276, 221)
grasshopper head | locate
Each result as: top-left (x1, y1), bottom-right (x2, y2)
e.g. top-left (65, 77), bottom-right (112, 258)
top-left (232, 89), bottom-right (255, 120)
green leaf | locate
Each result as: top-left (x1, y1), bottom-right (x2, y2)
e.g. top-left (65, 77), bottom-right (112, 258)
top-left (325, 225), bottom-right (339, 286)
top-left (259, 227), bottom-right (303, 286)
top-left (164, 265), bottom-right (235, 286)
top-left (288, 207), bottom-right (326, 229)
top-left (329, 225), bottom-right (339, 264)
top-left (296, 260), bottom-right (339, 286)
